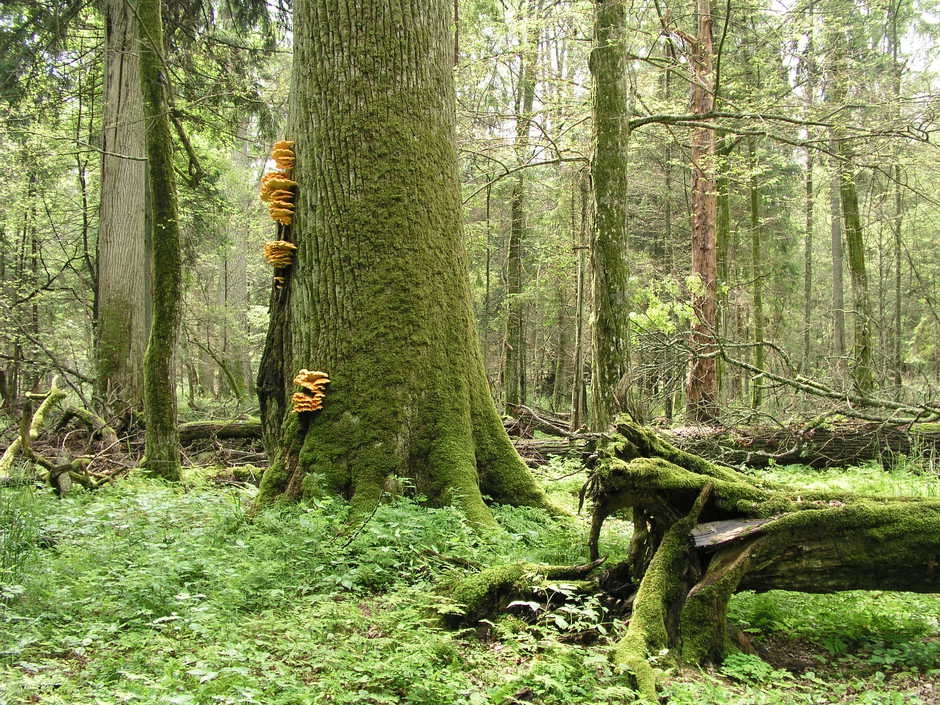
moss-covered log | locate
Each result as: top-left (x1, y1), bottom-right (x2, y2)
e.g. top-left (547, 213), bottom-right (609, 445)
top-left (585, 419), bottom-right (940, 693)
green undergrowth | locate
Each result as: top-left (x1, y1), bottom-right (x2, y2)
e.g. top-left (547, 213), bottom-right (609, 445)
top-left (0, 459), bottom-right (937, 704)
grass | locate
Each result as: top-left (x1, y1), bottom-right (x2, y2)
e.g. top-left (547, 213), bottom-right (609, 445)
top-left (0, 461), bottom-right (937, 704)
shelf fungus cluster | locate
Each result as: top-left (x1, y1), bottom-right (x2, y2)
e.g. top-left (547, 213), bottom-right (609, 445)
top-left (260, 140), bottom-right (297, 227)
top-left (291, 369), bottom-right (330, 414)
top-left (260, 140), bottom-right (298, 278)
top-left (262, 240), bottom-right (297, 268)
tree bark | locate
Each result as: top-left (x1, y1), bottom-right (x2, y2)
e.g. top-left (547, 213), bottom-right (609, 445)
top-left (570, 171), bottom-right (590, 432)
top-left (830, 145), bottom-right (846, 373)
top-left (256, 0), bottom-right (553, 527)
top-left (589, 0), bottom-right (633, 430)
top-left (838, 140), bottom-right (875, 395)
top-left (138, 0), bottom-right (182, 480)
top-left (96, 0), bottom-right (151, 421)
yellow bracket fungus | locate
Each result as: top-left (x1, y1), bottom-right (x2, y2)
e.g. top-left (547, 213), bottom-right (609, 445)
top-left (291, 369), bottom-right (330, 414)
top-left (263, 240), bottom-right (298, 268)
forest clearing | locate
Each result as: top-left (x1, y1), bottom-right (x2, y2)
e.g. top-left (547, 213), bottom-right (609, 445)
top-left (2, 0), bottom-right (940, 702)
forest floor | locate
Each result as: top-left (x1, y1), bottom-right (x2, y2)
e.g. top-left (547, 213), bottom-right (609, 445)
top-left (0, 458), bottom-right (938, 704)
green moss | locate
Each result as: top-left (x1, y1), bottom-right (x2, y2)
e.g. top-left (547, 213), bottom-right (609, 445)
top-left (445, 563), bottom-right (528, 627)
top-left (612, 486), bottom-right (712, 699)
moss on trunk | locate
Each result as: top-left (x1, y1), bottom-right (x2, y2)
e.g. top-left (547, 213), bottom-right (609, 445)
top-left (256, 1), bottom-right (552, 527)
top-left (138, 0), bottom-right (182, 480)
top-left (589, 0), bottom-right (633, 430)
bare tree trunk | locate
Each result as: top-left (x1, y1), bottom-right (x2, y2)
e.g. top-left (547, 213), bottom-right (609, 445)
top-left (685, 0), bottom-right (719, 424)
top-left (502, 0), bottom-right (541, 409)
top-left (748, 134), bottom-right (764, 409)
top-left (830, 142), bottom-right (846, 378)
top-left (801, 10), bottom-right (815, 373)
top-left (570, 172), bottom-right (590, 431)
top-left (838, 140), bottom-right (875, 394)
top-left (803, 147), bottom-right (814, 371)
top-left (96, 0), bottom-right (151, 421)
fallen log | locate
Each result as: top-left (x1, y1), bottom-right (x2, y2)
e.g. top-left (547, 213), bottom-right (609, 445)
top-left (584, 419), bottom-right (940, 697)
top-left (663, 419), bottom-right (940, 469)
top-left (177, 419), bottom-right (263, 442)
top-left (174, 417), bottom-right (588, 467)
top-left (512, 437), bottom-right (590, 465)
top-left (504, 404), bottom-right (572, 438)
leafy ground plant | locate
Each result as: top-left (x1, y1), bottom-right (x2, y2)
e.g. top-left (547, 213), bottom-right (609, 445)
top-left (0, 462), bottom-right (937, 704)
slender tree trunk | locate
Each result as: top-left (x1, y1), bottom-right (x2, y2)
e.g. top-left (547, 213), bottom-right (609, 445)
top-left (503, 0), bottom-right (541, 409)
top-left (830, 142), bottom-right (846, 376)
top-left (570, 171), bottom-right (590, 431)
top-left (838, 140), bottom-right (874, 394)
top-left (803, 148), bottom-right (814, 371)
top-left (685, 0), bottom-right (719, 424)
top-left (889, 7), bottom-right (903, 395)
top-left (551, 287), bottom-right (570, 413)
top-left (748, 135), bottom-right (764, 408)
top-left (589, 0), bottom-right (632, 430)
top-left (801, 12), bottom-right (815, 372)
top-left (138, 0), bottom-right (182, 479)
top-left (256, 0), bottom-right (552, 527)
top-left (96, 0), bottom-right (151, 421)
top-left (714, 132), bottom-right (731, 401)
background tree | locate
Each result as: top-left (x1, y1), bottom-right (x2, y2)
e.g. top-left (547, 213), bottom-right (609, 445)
top-left (138, 0), bottom-right (183, 479)
top-left (96, 0), bottom-right (151, 423)
top-left (589, 0), bottom-right (632, 429)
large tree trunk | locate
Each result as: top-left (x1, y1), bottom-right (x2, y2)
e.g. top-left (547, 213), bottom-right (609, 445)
top-left (589, 0), bottom-right (633, 430)
top-left (96, 0), bottom-right (151, 422)
top-left (138, 0), bottom-right (182, 480)
top-left (586, 420), bottom-right (940, 697)
top-left (255, 0), bottom-right (552, 528)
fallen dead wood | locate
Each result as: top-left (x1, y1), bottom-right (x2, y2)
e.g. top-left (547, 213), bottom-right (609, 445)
top-left (663, 419), bottom-right (940, 468)
top-left (504, 404), bottom-right (572, 438)
top-left (584, 419), bottom-right (940, 696)
top-left (177, 419), bottom-right (262, 442)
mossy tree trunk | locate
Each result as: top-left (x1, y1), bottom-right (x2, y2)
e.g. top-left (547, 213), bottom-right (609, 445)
top-left (838, 140), bottom-right (875, 395)
top-left (589, 0), bottom-right (633, 431)
top-left (96, 0), bottom-right (151, 423)
top-left (138, 0), bottom-right (182, 480)
top-left (256, 0), bottom-right (552, 528)
top-left (586, 419), bottom-right (940, 697)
